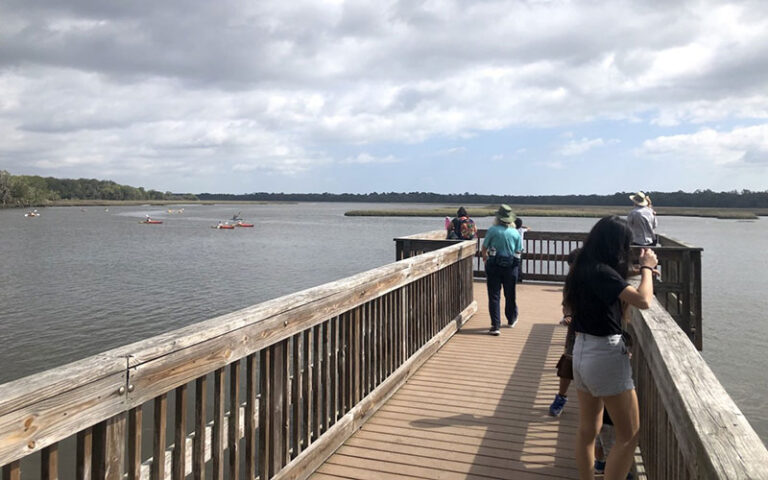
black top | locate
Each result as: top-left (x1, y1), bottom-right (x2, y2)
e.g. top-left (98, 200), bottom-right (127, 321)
top-left (572, 263), bottom-right (629, 336)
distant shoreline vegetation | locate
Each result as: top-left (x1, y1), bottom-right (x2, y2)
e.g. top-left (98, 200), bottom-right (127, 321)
top-left (1, 170), bottom-right (766, 218)
top-left (344, 205), bottom-right (764, 220)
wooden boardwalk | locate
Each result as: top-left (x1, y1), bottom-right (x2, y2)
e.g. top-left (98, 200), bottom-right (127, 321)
top-left (311, 281), bottom-right (580, 480)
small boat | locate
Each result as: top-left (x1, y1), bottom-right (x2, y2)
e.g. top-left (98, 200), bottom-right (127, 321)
top-left (24, 210), bottom-right (40, 218)
top-left (212, 222), bottom-right (235, 229)
top-left (140, 218), bottom-right (163, 224)
top-left (234, 221), bottom-right (254, 227)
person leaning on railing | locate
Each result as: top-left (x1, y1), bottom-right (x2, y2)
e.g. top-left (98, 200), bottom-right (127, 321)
top-left (564, 215), bottom-right (657, 480)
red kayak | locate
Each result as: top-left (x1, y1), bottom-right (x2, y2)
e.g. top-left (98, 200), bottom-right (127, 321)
top-left (140, 219), bottom-right (163, 224)
top-left (212, 223), bottom-right (235, 229)
top-left (234, 221), bottom-right (254, 227)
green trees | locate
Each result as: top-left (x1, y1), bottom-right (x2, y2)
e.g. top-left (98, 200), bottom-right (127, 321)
top-left (0, 170), bottom-right (197, 207)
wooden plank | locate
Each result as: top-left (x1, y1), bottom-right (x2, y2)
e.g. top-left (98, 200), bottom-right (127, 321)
top-left (0, 371), bottom-right (125, 464)
top-left (172, 385), bottom-right (187, 480)
top-left (41, 444), bottom-right (58, 480)
top-left (629, 299), bottom-right (768, 479)
top-left (212, 369), bottom-right (225, 480)
top-left (291, 335), bottom-right (302, 459)
top-left (229, 362), bottom-right (240, 480)
top-left (302, 329), bottom-right (313, 450)
top-left (76, 428), bottom-right (93, 480)
top-left (127, 408), bottom-right (141, 480)
top-left (1, 462), bottom-right (20, 480)
top-left (329, 317), bottom-right (338, 425)
top-left (104, 413), bottom-right (125, 480)
top-left (245, 355), bottom-right (257, 479)
top-left (259, 348), bottom-right (272, 480)
top-left (151, 395), bottom-right (167, 480)
top-left (193, 375), bottom-right (206, 480)
top-left (270, 300), bottom-right (477, 480)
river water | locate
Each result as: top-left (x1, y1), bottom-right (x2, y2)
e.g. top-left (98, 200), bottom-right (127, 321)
top-left (1, 203), bottom-right (766, 443)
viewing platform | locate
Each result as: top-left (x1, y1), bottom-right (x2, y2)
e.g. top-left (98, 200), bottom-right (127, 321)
top-left (1, 230), bottom-right (767, 479)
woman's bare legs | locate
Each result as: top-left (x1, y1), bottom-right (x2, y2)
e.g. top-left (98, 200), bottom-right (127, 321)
top-left (576, 389), bottom-right (604, 479)
top-left (602, 389), bottom-right (640, 480)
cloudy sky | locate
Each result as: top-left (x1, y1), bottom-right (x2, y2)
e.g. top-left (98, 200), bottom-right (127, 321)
top-left (2, 0), bottom-right (768, 195)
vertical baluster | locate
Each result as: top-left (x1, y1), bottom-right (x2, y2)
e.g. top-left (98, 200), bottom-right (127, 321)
top-left (193, 375), bottom-right (207, 480)
top-left (213, 368), bottom-right (225, 480)
top-left (152, 395), bottom-right (167, 480)
top-left (331, 317), bottom-right (339, 423)
top-left (77, 427), bottom-right (93, 480)
top-left (245, 354), bottom-right (258, 478)
top-left (353, 306), bottom-right (362, 404)
top-left (282, 340), bottom-right (291, 467)
top-left (291, 335), bottom-right (303, 458)
top-left (127, 408), bottom-right (141, 480)
top-left (312, 325), bottom-right (322, 439)
top-left (302, 328), bottom-right (313, 449)
top-left (173, 385), bottom-right (187, 480)
top-left (259, 348), bottom-right (273, 480)
top-left (229, 361), bottom-right (241, 480)
top-left (41, 444), bottom-right (58, 480)
top-left (92, 413), bottom-right (125, 480)
top-left (324, 321), bottom-right (332, 431)
top-left (2, 462), bottom-right (20, 480)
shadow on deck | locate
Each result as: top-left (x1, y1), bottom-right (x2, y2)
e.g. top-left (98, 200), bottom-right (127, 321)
top-left (312, 281), bottom-right (579, 480)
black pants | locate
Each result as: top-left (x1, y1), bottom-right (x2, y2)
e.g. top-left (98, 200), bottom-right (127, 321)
top-left (485, 257), bottom-right (520, 329)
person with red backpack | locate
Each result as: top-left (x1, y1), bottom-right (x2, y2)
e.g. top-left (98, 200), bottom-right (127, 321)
top-left (446, 207), bottom-right (477, 240)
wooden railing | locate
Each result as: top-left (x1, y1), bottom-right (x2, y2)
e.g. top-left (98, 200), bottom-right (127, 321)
top-left (0, 239), bottom-right (477, 479)
top-left (395, 230), bottom-right (703, 349)
top-left (628, 296), bottom-right (768, 479)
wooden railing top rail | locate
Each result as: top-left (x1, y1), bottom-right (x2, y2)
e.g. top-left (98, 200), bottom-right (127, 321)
top-left (0, 239), bottom-right (477, 464)
top-left (629, 298), bottom-right (768, 478)
top-left (392, 229), bottom-right (450, 241)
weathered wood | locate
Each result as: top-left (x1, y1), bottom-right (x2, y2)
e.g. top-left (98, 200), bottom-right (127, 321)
top-left (76, 428), bottom-right (93, 480)
top-left (270, 301), bottom-right (477, 480)
top-left (104, 413), bottom-right (125, 480)
top-left (628, 298), bottom-right (768, 479)
top-left (193, 375), bottom-right (206, 480)
top-left (301, 329), bottom-right (312, 451)
top-left (41, 444), bottom-right (58, 480)
top-left (152, 395), bottom-right (167, 480)
top-left (127, 408), bottom-right (141, 480)
top-left (228, 362), bottom-right (240, 480)
top-left (172, 385), bottom-right (187, 480)
top-left (245, 354), bottom-right (257, 479)
top-left (291, 335), bottom-right (302, 459)
top-left (212, 369), bottom-right (225, 480)
top-left (1, 462), bottom-right (20, 480)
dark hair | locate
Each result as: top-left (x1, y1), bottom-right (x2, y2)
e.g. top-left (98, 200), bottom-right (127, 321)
top-left (457, 206), bottom-right (468, 217)
top-left (514, 217), bottom-right (523, 228)
top-left (564, 216), bottom-right (632, 315)
top-left (566, 247), bottom-right (581, 266)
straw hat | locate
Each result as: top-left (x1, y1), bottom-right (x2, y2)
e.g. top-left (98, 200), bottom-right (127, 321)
top-left (495, 204), bottom-right (515, 223)
top-left (629, 191), bottom-right (649, 206)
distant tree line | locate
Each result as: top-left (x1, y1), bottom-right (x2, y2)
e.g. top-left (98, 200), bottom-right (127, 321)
top-left (198, 190), bottom-right (768, 208)
top-left (0, 170), bottom-right (197, 207)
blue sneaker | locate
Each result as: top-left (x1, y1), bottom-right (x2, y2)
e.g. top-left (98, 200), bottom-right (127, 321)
top-left (594, 459), bottom-right (606, 474)
top-left (549, 394), bottom-right (567, 416)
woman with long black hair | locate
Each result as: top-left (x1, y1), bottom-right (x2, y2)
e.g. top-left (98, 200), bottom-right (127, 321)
top-left (564, 216), bottom-right (657, 480)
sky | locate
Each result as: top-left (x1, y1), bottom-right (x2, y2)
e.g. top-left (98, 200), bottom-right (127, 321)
top-left (1, 0), bottom-right (768, 195)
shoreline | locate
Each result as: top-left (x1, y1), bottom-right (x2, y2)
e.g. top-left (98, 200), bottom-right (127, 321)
top-left (345, 205), bottom-right (765, 220)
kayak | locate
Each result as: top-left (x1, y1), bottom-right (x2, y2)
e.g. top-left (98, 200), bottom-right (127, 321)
top-left (24, 212), bottom-right (40, 217)
top-left (234, 222), bottom-right (254, 227)
top-left (140, 219), bottom-right (163, 224)
top-left (212, 224), bottom-right (235, 229)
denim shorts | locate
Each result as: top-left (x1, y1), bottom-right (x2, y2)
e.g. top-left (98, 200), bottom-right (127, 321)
top-left (572, 332), bottom-right (634, 397)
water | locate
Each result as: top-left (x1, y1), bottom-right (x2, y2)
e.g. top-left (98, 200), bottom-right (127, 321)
top-left (1, 204), bottom-right (766, 443)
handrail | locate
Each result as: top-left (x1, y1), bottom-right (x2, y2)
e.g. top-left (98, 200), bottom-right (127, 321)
top-left (395, 230), bottom-right (703, 349)
top-left (628, 297), bottom-right (768, 479)
top-left (0, 239), bottom-right (477, 479)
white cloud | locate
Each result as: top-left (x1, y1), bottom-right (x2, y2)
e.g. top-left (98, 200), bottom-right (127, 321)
top-left (2, 0), bottom-right (768, 191)
top-left (641, 124), bottom-right (768, 166)
top-left (558, 137), bottom-right (618, 156)
top-left (341, 153), bottom-right (400, 164)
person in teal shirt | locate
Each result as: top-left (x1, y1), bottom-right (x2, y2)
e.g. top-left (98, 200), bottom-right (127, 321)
top-left (482, 204), bottom-right (523, 335)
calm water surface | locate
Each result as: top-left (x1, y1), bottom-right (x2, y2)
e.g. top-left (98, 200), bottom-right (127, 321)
top-left (1, 204), bottom-right (766, 443)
